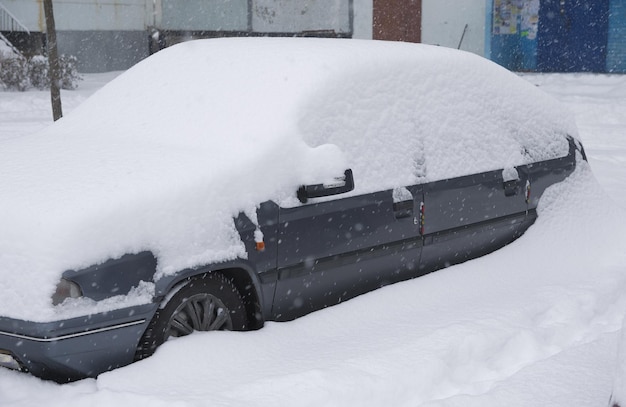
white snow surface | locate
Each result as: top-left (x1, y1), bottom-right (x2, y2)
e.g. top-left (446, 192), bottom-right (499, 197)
top-left (0, 38), bottom-right (17, 58)
top-left (1, 52), bottom-right (626, 407)
top-left (0, 38), bottom-right (575, 321)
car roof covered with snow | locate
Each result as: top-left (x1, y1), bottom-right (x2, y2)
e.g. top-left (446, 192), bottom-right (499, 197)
top-left (0, 38), bottom-right (577, 321)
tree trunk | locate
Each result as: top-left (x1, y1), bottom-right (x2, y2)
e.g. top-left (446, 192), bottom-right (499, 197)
top-left (43, 0), bottom-right (62, 121)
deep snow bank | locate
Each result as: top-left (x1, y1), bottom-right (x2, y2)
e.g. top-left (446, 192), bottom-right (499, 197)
top-left (0, 38), bottom-right (576, 320)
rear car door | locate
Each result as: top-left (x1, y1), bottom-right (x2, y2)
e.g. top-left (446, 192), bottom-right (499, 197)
top-left (419, 166), bottom-right (532, 272)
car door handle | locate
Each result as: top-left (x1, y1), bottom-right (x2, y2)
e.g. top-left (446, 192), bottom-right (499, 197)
top-left (393, 200), bottom-right (413, 218)
top-left (503, 179), bottom-right (519, 197)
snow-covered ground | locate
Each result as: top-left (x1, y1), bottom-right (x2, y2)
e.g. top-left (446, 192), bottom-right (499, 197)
top-left (1, 70), bottom-right (625, 406)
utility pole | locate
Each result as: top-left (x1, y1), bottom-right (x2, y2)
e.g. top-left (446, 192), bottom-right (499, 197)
top-left (43, 0), bottom-right (62, 121)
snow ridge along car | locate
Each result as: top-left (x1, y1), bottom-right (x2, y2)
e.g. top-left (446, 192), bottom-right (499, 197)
top-left (0, 38), bottom-right (586, 382)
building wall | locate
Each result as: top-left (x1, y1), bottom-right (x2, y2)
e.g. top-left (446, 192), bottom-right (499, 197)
top-left (57, 31), bottom-right (149, 72)
top-left (488, 0), bottom-right (540, 71)
top-left (1, 0), bottom-right (150, 72)
top-left (5, 0), bottom-right (623, 73)
top-left (159, 0), bottom-right (352, 35)
top-left (421, 0), bottom-right (486, 56)
top-left (353, 0), bottom-right (373, 39)
top-left (159, 0), bottom-right (248, 31)
top-left (3, 0), bottom-right (489, 72)
top-left (252, 0), bottom-right (351, 34)
top-left (1, 0), bottom-right (150, 32)
top-left (1, 0), bottom-right (360, 72)
top-left (488, 0), bottom-right (626, 73)
top-left (607, 0), bottom-right (626, 72)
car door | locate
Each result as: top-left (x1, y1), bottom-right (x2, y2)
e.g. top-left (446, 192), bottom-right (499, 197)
top-left (271, 186), bottom-right (422, 321)
top-left (419, 166), bottom-right (532, 273)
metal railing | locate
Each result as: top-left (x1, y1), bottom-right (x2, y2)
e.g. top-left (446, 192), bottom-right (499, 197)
top-left (0, 1), bottom-right (30, 33)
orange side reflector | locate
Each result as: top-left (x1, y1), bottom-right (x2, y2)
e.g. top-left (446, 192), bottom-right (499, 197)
top-left (256, 241), bottom-right (265, 251)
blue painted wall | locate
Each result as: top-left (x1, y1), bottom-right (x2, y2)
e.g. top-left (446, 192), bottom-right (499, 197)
top-left (488, 0), bottom-right (540, 71)
top-left (607, 0), bottom-right (626, 72)
top-left (536, 0), bottom-right (609, 72)
top-left (487, 0), bottom-right (626, 73)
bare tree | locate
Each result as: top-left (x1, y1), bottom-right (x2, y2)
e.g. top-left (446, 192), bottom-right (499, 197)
top-left (43, 0), bottom-right (62, 121)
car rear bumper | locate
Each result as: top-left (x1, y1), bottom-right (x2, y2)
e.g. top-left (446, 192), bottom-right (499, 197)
top-left (0, 303), bottom-right (158, 382)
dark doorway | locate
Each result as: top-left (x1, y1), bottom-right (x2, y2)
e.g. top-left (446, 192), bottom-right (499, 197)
top-left (537, 0), bottom-right (609, 72)
top-left (373, 0), bottom-right (422, 43)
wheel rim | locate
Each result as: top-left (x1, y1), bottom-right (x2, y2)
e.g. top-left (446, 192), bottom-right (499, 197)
top-left (166, 293), bottom-right (233, 338)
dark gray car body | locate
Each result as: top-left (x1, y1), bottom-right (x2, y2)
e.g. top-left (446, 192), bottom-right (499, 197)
top-left (0, 137), bottom-right (584, 382)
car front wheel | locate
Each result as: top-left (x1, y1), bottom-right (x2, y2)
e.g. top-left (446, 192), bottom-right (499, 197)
top-left (135, 272), bottom-right (246, 360)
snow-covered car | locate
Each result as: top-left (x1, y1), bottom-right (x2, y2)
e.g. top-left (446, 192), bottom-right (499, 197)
top-left (0, 38), bottom-right (586, 382)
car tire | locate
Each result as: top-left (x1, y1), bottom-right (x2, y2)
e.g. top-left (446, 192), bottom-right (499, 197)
top-left (135, 272), bottom-right (247, 360)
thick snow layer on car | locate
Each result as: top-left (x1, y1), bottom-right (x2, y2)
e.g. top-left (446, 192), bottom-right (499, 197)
top-left (0, 38), bottom-right (576, 321)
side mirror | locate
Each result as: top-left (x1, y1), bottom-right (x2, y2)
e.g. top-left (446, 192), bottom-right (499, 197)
top-left (297, 169), bottom-right (355, 204)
